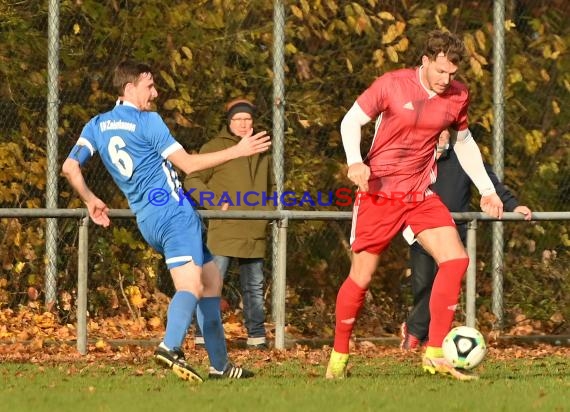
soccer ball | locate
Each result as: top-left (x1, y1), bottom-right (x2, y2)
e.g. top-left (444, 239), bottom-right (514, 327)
top-left (442, 326), bottom-right (487, 370)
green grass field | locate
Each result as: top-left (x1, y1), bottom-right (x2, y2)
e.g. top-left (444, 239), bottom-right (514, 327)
top-left (1, 346), bottom-right (569, 412)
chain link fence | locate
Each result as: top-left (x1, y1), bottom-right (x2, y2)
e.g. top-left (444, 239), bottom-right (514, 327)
top-left (0, 0), bottom-right (568, 339)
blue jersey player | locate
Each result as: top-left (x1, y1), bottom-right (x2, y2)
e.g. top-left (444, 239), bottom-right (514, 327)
top-left (62, 60), bottom-right (270, 382)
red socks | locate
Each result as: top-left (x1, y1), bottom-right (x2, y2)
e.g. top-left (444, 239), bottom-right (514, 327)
top-left (427, 257), bottom-right (469, 347)
top-left (333, 277), bottom-right (367, 353)
top-left (333, 257), bottom-right (468, 352)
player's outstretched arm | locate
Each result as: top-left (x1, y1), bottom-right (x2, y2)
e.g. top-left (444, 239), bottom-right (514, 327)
top-left (169, 130), bottom-right (271, 175)
top-left (62, 158), bottom-right (110, 227)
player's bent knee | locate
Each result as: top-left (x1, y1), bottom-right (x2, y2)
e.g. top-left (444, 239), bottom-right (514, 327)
top-left (201, 262), bottom-right (223, 296)
top-left (173, 277), bottom-right (203, 297)
top-left (202, 280), bottom-right (222, 297)
top-left (348, 251), bottom-right (380, 288)
top-left (170, 262), bottom-right (204, 296)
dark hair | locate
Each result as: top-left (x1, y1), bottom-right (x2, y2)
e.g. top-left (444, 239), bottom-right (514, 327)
top-left (113, 60), bottom-right (153, 95)
top-left (423, 30), bottom-right (466, 65)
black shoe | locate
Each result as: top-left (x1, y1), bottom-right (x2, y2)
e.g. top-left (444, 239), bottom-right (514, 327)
top-left (246, 337), bottom-right (268, 350)
top-left (247, 342), bottom-right (269, 350)
top-left (154, 344), bottom-right (204, 383)
top-left (208, 362), bottom-right (254, 379)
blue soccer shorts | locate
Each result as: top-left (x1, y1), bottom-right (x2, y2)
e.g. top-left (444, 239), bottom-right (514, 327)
top-left (137, 205), bottom-right (213, 269)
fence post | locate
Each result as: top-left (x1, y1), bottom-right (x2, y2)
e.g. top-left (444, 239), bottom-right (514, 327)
top-left (465, 219), bottom-right (478, 327)
top-left (492, 221), bottom-right (505, 328)
top-left (273, 217), bottom-right (288, 349)
top-left (77, 216), bottom-right (89, 355)
top-left (491, 0), bottom-right (506, 329)
top-left (45, 0), bottom-right (61, 308)
top-left (271, 0), bottom-right (286, 344)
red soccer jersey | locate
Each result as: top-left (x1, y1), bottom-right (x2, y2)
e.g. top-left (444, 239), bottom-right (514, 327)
top-left (356, 67), bottom-right (469, 201)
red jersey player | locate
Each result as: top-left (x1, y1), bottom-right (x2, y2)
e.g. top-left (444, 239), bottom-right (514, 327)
top-left (326, 30), bottom-right (503, 381)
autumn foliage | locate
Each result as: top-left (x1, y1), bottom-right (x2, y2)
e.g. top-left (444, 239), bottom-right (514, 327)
top-left (0, 0), bottom-right (568, 345)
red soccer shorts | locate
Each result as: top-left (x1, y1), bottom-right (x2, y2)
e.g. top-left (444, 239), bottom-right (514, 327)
top-left (350, 192), bottom-right (456, 254)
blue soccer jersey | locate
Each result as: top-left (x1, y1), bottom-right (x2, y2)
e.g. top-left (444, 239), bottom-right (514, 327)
top-left (68, 101), bottom-right (184, 220)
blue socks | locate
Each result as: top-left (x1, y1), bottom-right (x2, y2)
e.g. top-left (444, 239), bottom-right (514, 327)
top-left (163, 293), bottom-right (228, 372)
top-left (197, 297), bottom-right (228, 371)
top-left (163, 291), bottom-right (198, 350)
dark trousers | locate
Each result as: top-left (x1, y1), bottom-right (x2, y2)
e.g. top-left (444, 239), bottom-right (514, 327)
top-left (406, 225), bottom-right (467, 341)
top-left (406, 244), bottom-right (438, 341)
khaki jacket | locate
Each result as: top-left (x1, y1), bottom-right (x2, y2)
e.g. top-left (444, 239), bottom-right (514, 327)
top-left (184, 127), bottom-right (273, 258)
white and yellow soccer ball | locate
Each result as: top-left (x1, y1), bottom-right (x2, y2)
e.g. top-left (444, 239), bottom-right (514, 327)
top-left (443, 326), bottom-right (487, 370)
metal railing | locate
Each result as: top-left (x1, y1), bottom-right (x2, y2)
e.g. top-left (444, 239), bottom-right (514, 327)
top-left (1, 208), bottom-right (568, 354)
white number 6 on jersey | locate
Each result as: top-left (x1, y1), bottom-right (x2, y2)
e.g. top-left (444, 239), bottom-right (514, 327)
top-left (108, 136), bottom-right (134, 178)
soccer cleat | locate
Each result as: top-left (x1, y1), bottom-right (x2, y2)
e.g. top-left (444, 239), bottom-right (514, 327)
top-left (208, 362), bottom-right (254, 379)
top-left (422, 354), bottom-right (479, 381)
top-left (400, 322), bottom-right (424, 350)
top-left (325, 349), bottom-right (349, 379)
top-left (154, 343), bottom-right (204, 383)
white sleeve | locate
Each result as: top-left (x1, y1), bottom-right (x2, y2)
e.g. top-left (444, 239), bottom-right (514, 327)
top-left (452, 129), bottom-right (496, 196)
top-left (341, 102), bottom-right (372, 166)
